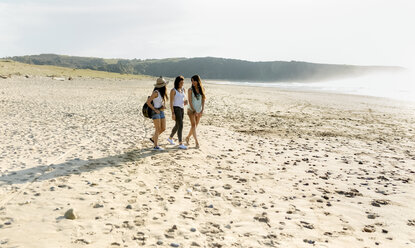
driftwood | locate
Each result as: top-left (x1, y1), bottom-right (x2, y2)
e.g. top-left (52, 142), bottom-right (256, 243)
top-left (52, 77), bottom-right (65, 81)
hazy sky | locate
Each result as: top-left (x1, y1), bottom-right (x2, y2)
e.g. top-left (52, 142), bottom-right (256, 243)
top-left (1, 0), bottom-right (414, 67)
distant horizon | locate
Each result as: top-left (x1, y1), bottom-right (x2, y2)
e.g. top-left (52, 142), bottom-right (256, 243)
top-left (3, 53), bottom-right (407, 69)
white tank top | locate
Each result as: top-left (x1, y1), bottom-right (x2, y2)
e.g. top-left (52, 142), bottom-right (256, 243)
top-left (173, 88), bottom-right (185, 108)
top-left (153, 90), bottom-right (163, 108)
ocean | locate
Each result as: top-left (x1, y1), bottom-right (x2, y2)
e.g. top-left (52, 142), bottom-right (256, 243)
top-left (208, 71), bottom-right (415, 103)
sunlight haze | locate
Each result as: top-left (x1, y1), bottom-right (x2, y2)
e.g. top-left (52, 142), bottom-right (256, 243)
top-left (1, 0), bottom-right (414, 68)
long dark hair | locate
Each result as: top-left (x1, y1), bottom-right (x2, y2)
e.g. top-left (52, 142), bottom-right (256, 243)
top-left (191, 75), bottom-right (206, 99)
top-left (174, 76), bottom-right (184, 90)
top-left (153, 86), bottom-right (168, 101)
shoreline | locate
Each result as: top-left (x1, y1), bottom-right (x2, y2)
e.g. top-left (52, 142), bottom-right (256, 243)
top-left (205, 78), bottom-right (415, 105)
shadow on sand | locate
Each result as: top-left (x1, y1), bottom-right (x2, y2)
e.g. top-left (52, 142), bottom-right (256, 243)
top-left (0, 147), bottom-right (177, 185)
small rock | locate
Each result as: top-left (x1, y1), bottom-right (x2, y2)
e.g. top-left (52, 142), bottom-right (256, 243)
top-left (126, 205), bottom-right (132, 209)
top-left (75, 238), bottom-right (90, 244)
top-left (64, 209), bottom-right (77, 220)
top-left (371, 199), bottom-right (390, 207)
top-left (223, 184), bottom-right (232, 190)
top-left (170, 243), bottom-right (180, 247)
top-left (303, 239), bottom-right (315, 244)
top-left (300, 221), bottom-right (314, 229)
top-left (157, 240), bottom-right (163, 245)
top-left (362, 225), bottom-right (376, 233)
top-left (93, 203), bottom-right (104, 208)
top-left (367, 214), bottom-right (376, 219)
top-left (190, 227), bottom-right (196, 232)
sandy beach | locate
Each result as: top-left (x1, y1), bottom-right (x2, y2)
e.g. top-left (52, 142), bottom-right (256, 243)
top-left (1, 76), bottom-right (415, 247)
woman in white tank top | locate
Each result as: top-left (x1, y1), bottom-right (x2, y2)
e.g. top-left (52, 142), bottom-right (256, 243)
top-left (168, 76), bottom-right (188, 149)
top-left (147, 77), bottom-right (169, 150)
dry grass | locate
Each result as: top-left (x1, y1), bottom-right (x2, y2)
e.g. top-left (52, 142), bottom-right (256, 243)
top-left (0, 59), bottom-right (150, 80)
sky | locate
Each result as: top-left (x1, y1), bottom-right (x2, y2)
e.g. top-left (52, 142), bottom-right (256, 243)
top-left (0, 0), bottom-right (414, 68)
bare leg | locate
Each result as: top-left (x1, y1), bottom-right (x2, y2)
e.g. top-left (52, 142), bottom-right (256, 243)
top-left (188, 114), bottom-right (198, 147)
top-left (194, 114), bottom-right (201, 147)
top-left (160, 117), bottom-right (166, 135)
top-left (186, 112), bottom-right (196, 145)
top-left (152, 119), bottom-right (161, 147)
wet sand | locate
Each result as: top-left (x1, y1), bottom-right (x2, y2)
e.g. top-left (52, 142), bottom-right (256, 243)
top-left (0, 76), bottom-right (415, 247)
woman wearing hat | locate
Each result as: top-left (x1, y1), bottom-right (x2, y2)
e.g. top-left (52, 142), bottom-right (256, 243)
top-left (147, 77), bottom-right (169, 150)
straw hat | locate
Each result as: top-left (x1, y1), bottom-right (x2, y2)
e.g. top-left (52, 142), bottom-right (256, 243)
top-left (154, 77), bottom-right (169, 88)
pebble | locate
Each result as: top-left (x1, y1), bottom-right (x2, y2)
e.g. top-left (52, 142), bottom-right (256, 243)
top-left (170, 243), bottom-right (180, 247)
top-left (126, 205), bottom-right (132, 209)
top-left (157, 240), bottom-right (163, 245)
top-left (223, 184), bottom-right (232, 190)
top-left (186, 188), bottom-right (192, 193)
top-left (64, 209), bottom-right (77, 220)
top-left (207, 204), bottom-right (214, 208)
top-left (93, 203), bottom-right (104, 208)
top-left (190, 227), bottom-right (196, 232)
top-left (303, 239), bottom-right (315, 244)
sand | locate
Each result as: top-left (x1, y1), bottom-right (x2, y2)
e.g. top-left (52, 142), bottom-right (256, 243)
top-left (0, 76), bottom-right (414, 247)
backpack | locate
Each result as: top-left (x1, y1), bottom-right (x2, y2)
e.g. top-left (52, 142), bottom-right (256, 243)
top-left (142, 96), bottom-right (153, 119)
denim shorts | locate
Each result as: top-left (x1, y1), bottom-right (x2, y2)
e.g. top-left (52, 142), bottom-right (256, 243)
top-left (152, 110), bottom-right (165, 120)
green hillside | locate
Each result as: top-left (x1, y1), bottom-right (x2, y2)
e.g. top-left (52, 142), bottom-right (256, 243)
top-left (6, 54), bottom-right (403, 82)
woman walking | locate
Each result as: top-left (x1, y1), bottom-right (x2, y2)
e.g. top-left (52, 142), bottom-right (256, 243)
top-left (147, 77), bottom-right (169, 150)
top-left (168, 76), bottom-right (188, 149)
top-left (185, 75), bottom-right (206, 148)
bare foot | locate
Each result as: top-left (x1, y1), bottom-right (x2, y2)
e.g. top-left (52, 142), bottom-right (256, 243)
top-left (185, 136), bottom-right (190, 145)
